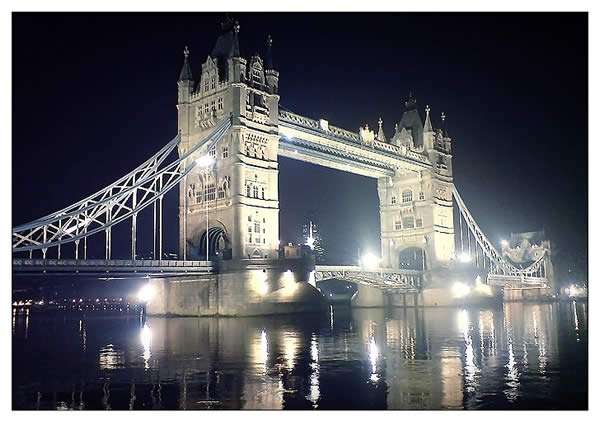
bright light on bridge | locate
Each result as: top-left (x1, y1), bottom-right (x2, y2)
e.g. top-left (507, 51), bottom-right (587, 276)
top-left (195, 155), bottom-right (215, 168)
top-left (137, 284), bottom-right (155, 303)
top-left (501, 239), bottom-right (509, 248)
top-left (458, 252), bottom-right (472, 263)
top-left (361, 253), bottom-right (380, 269)
top-left (452, 282), bottom-right (471, 298)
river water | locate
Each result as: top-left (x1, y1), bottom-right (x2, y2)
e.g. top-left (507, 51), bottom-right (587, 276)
top-left (12, 301), bottom-right (587, 410)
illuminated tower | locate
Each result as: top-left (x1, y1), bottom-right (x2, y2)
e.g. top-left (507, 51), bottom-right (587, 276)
top-left (177, 18), bottom-right (280, 260)
top-left (378, 94), bottom-right (455, 275)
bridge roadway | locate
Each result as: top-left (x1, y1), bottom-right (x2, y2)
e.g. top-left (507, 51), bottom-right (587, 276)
top-left (13, 259), bottom-right (422, 290)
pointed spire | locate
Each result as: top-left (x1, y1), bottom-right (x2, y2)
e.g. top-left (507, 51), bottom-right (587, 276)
top-left (178, 46), bottom-right (193, 82)
top-left (377, 117), bottom-right (387, 142)
top-left (230, 20), bottom-right (241, 57)
top-left (424, 104), bottom-right (433, 132)
top-left (440, 112), bottom-right (449, 136)
top-left (265, 35), bottom-right (274, 69)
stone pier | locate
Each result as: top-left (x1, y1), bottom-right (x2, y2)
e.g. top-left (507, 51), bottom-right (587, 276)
top-left (146, 257), bottom-right (327, 317)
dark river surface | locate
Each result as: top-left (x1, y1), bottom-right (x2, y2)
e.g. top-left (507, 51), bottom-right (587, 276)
top-left (12, 301), bottom-right (587, 410)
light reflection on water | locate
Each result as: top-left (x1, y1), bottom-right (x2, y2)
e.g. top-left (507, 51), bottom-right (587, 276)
top-left (12, 301), bottom-right (587, 409)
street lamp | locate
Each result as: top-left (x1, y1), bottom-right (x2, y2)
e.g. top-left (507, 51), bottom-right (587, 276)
top-left (196, 155), bottom-right (215, 262)
top-left (501, 239), bottom-right (509, 248)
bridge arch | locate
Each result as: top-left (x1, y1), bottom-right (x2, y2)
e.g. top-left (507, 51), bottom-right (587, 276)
top-left (397, 246), bottom-right (427, 271)
top-left (196, 221), bottom-right (231, 260)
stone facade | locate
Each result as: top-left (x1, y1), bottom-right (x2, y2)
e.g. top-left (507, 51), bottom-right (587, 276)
top-left (177, 20), bottom-right (455, 272)
top-left (379, 99), bottom-right (455, 273)
top-left (177, 21), bottom-right (280, 261)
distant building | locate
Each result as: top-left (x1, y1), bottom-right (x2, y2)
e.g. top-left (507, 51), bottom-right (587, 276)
top-left (301, 219), bottom-right (326, 263)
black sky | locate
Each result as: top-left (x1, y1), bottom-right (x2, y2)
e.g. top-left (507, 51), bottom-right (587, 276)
top-left (12, 12), bottom-right (588, 269)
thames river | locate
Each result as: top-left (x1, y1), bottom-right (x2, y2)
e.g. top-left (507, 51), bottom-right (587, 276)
top-left (12, 301), bottom-right (587, 410)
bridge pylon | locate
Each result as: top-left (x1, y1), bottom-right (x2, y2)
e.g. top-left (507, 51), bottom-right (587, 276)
top-left (378, 96), bottom-right (454, 282)
top-left (177, 20), bottom-right (281, 261)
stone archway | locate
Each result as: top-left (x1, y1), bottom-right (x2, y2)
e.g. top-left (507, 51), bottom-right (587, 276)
top-left (198, 226), bottom-right (231, 260)
top-left (398, 247), bottom-right (427, 270)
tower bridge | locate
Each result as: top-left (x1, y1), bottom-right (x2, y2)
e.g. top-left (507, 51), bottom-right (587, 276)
top-left (12, 18), bottom-right (555, 314)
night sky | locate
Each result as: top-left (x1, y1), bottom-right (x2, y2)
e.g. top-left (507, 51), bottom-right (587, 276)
top-left (12, 13), bottom-right (588, 274)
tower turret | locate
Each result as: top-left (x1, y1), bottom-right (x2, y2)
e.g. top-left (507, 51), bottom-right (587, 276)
top-left (264, 35), bottom-right (279, 94)
top-left (177, 46), bottom-right (194, 104)
top-left (423, 104), bottom-right (434, 151)
top-left (377, 117), bottom-right (387, 142)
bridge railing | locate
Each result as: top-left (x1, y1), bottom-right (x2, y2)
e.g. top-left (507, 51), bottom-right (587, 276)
top-left (12, 258), bottom-right (213, 268)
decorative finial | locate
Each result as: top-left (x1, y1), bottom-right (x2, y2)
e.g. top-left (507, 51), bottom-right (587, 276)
top-left (425, 104), bottom-right (430, 116)
top-left (234, 21), bottom-right (240, 34)
top-left (183, 46), bottom-right (190, 58)
top-left (378, 117), bottom-right (383, 129)
top-left (365, 123), bottom-right (369, 130)
top-left (441, 112), bottom-right (446, 122)
top-left (405, 91), bottom-right (417, 110)
top-left (267, 34), bottom-right (272, 47)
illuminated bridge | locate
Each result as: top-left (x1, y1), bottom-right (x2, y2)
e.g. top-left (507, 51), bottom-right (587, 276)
top-left (12, 19), bottom-right (554, 306)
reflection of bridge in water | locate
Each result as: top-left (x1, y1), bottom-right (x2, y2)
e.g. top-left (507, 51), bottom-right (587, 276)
top-left (12, 302), bottom-right (586, 409)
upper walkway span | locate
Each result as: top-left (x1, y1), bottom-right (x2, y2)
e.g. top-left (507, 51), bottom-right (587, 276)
top-left (278, 109), bottom-right (431, 178)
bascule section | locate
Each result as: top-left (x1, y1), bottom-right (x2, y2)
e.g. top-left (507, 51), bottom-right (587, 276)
top-left (378, 95), bottom-right (455, 274)
top-left (176, 18), bottom-right (281, 261)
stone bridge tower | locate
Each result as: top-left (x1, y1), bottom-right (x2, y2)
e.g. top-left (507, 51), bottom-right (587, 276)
top-left (378, 95), bottom-right (455, 274)
top-left (176, 18), bottom-right (280, 260)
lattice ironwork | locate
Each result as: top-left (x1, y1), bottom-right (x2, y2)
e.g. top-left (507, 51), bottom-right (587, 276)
top-left (453, 185), bottom-right (548, 279)
top-left (12, 118), bottom-right (232, 255)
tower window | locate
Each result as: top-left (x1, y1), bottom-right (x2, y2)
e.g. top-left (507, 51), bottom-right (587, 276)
top-left (253, 185), bottom-right (259, 198)
top-left (218, 97), bottom-right (223, 110)
top-left (248, 226), bottom-right (252, 233)
top-left (195, 191), bottom-right (202, 204)
top-left (217, 186), bottom-right (225, 199)
top-left (391, 196), bottom-right (397, 205)
top-left (211, 77), bottom-right (216, 90)
top-left (261, 187), bottom-right (265, 199)
top-left (403, 217), bottom-right (415, 229)
top-left (222, 146), bottom-right (229, 159)
top-left (254, 221), bottom-right (260, 233)
top-left (248, 215), bottom-right (252, 222)
top-left (211, 101), bottom-right (216, 111)
top-left (402, 190), bottom-right (413, 203)
top-left (246, 184), bottom-right (251, 197)
top-left (416, 218), bottom-right (423, 228)
top-left (204, 184), bottom-right (216, 202)
top-left (209, 148), bottom-right (216, 158)
top-left (394, 220), bottom-right (402, 231)
top-left (204, 103), bottom-right (209, 114)
top-left (204, 80), bottom-right (209, 92)
top-left (419, 192), bottom-right (425, 201)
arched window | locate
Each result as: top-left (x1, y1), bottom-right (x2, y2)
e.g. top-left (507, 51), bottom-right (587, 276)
top-left (254, 221), bottom-right (261, 233)
top-left (211, 77), bottom-right (216, 90)
top-left (402, 189), bottom-right (413, 203)
top-left (253, 186), bottom-right (259, 198)
top-left (391, 196), bottom-right (397, 205)
top-left (246, 184), bottom-right (251, 196)
top-left (222, 146), bottom-right (229, 158)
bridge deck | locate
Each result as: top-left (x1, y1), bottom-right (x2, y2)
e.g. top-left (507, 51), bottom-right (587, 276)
top-left (12, 258), bottom-right (214, 275)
